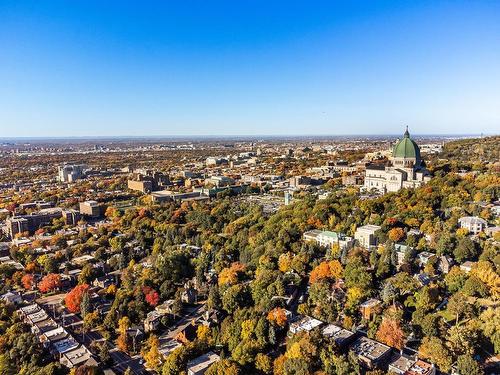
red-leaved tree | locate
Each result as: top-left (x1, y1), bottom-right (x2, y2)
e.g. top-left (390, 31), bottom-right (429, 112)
top-left (143, 286), bottom-right (160, 307)
top-left (65, 284), bottom-right (90, 313)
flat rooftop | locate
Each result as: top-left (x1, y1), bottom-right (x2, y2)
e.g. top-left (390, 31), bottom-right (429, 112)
top-left (187, 351), bottom-right (220, 373)
top-left (19, 304), bottom-right (40, 315)
top-left (52, 336), bottom-right (79, 354)
top-left (352, 336), bottom-right (391, 361)
top-left (27, 310), bottom-right (49, 323)
top-left (357, 224), bottom-right (382, 232)
top-left (62, 346), bottom-right (93, 366)
top-left (360, 298), bottom-right (382, 308)
top-left (406, 359), bottom-right (434, 375)
top-left (321, 324), bottom-right (355, 345)
top-left (290, 316), bottom-right (323, 333)
top-left (388, 353), bottom-right (415, 373)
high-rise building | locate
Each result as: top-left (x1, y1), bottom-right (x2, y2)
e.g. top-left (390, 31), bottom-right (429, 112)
top-left (6, 208), bottom-right (64, 237)
top-left (58, 164), bottom-right (86, 182)
top-left (79, 201), bottom-right (103, 218)
top-left (127, 170), bottom-right (170, 193)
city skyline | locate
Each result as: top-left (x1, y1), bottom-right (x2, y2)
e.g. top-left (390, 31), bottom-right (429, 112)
top-left (1, 0), bottom-right (500, 137)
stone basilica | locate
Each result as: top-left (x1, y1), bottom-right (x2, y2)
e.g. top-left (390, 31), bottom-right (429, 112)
top-left (363, 127), bottom-right (431, 193)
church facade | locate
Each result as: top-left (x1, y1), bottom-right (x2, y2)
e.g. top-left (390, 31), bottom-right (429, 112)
top-left (363, 127), bottom-right (431, 193)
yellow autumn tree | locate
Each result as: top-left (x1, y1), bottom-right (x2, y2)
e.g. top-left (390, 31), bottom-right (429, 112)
top-left (241, 319), bottom-right (256, 340)
top-left (285, 334), bottom-right (317, 361)
top-left (419, 337), bottom-right (452, 372)
top-left (273, 355), bottom-right (286, 375)
top-left (118, 316), bottom-right (130, 335)
top-left (143, 335), bottom-right (162, 371)
top-left (346, 286), bottom-right (364, 307)
top-left (278, 252), bottom-right (293, 273)
top-left (197, 324), bottom-right (211, 343)
top-left (471, 261), bottom-right (500, 299)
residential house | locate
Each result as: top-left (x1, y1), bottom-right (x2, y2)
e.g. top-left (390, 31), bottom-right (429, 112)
top-left (354, 225), bottom-right (382, 249)
top-left (460, 261), bottom-right (475, 273)
top-left (144, 310), bottom-right (164, 333)
top-left (360, 298), bottom-right (382, 321)
top-left (186, 351), bottom-right (220, 375)
top-left (388, 353), bottom-right (416, 374)
top-left (417, 251), bottom-right (436, 266)
top-left (51, 336), bottom-right (79, 357)
top-left (156, 300), bottom-right (176, 315)
top-left (0, 291), bottom-right (22, 305)
top-left (414, 273), bottom-right (432, 287)
top-left (60, 346), bottom-right (98, 369)
top-left (202, 308), bottom-right (224, 327)
top-left (92, 275), bottom-right (115, 289)
top-left (437, 256), bottom-right (454, 274)
top-left (406, 359), bottom-right (436, 375)
top-left (181, 282), bottom-right (198, 305)
top-left (458, 216), bottom-right (487, 235)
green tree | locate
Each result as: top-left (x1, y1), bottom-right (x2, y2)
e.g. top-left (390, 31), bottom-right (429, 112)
top-left (479, 308), bottom-right (500, 354)
top-left (381, 281), bottom-right (397, 305)
top-left (222, 284), bottom-right (250, 314)
top-left (161, 347), bottom-right (186, 375)
top-left (454, 237), bottom-right (478, 263)
top-left (344, 258), bottom-right (372, 291)
top-left (456, 354), bottom-right (483, 375)
top-left (80, 291), bottom-right (90, 318)
top-left (444, 266), bottom-right (467, 293)
top-left (447, 293), bottom-right (474, 325)
top-left (419, 313), bottom-right (442, 337)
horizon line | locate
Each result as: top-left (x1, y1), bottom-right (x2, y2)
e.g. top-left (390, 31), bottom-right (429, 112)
top-left (0, 133), bottom-right (495, 141)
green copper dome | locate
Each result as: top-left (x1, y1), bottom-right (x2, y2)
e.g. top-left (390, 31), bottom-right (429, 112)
top-left (392, 127), bottom-right (421, 161)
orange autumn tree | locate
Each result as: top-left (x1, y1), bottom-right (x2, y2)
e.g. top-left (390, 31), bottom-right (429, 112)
top-left (388, 227), bottom-right (405, 242)
top-left (376, 317), bottom-right (405, 349)
top-left (65, 284), bottom-right (90, 313)
top-left (25, 262), bottom-right (38, 273)
top-left (309, 260), bottom-right (343, 284)
top-left (267, 307), bottom-right (288, 327)
top-left (21, 273), bottom-right (34, 290)
top-left (38, 273), bottom-right (61, 293)
top-left (117, 316), bottom-right (131, 352)
top-left (218, 262), bottom-right (246, 286)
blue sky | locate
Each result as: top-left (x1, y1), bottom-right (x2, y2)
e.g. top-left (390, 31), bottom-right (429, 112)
top-left (0, 1), bottom-right (499, 137)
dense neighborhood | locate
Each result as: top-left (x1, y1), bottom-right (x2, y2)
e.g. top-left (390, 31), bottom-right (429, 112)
top-left (0, 134), bottom-right (498, 375)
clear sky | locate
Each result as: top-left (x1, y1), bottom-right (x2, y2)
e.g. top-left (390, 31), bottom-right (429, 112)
top-left (1, 1), bottom-right (499, 137)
